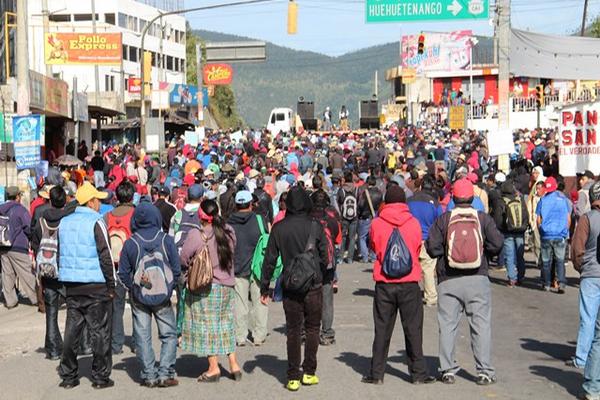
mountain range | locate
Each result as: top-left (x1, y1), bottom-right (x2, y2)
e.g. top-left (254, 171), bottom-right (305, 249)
top-left (194, 29), bottom-right (399, 128)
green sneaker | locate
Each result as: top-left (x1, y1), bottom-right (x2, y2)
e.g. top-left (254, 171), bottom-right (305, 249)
top-left (286, 380), bottom-right (301, 392)
top-left (302, 374), bottom-right (320, 386)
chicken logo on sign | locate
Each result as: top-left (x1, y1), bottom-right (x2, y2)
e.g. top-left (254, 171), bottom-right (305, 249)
top-left (203, 64), bottom-right (233, 86)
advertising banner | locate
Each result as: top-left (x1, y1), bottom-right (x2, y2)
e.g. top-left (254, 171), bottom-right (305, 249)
top-left (203, 64), bottom-right (233, 85)
top-left (44, 33), bottom-right (122, 65)
top-left (13, 115), bottom-right (42, 170)
top-left (128, 77), bottom-right (142, 94)
top-left (158, 83), bottom-right (209, 107)
top-left (401, 30), bottom-right (473, 74)
top-left (45, 77), bottom-right (69, 116)
top-left (559, 101), bottom-right (600, 177)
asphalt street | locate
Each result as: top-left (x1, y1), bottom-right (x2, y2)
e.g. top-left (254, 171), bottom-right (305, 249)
top-left (0, 260), bottom-right (582, 400)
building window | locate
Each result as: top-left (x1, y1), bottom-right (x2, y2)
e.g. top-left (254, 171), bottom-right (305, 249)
top-left (126, 15), bottom-right (137, 31)
top-left (129, 46), bottom-right (138, 62)
top-left (166, 55), bottom-right (173, 71)
top-left (73, 14), bottom-right (93, 21)
top-left (118, 13), bottom-right (127, 29)
top-left (105, 75), bottom-right (115, 92)
top-left (49, 14), bottom-right (71, 22)
top-left (105, 13), bottom-right (115, 25)
top-left (122, 45), bottom-right (128, 61)
top-left (151, 52), bottom-right (156, 67)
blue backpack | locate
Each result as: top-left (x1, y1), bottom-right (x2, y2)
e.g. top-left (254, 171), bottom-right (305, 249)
top-left (132, 232), bottom-right (175, 306)
top-left (174, 209), bottom-right (201, 252)
top-left (382, 227), bottom-right (413, 278)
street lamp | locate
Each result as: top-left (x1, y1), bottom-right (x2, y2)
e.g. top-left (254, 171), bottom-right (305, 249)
top-left (138, 0), bottom-right (277, 149)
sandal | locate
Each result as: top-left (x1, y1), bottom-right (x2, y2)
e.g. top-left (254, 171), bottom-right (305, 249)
top-left (197, 372), bottom-right (220, 383)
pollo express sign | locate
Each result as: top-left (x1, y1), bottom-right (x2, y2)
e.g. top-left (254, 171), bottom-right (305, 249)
top-left (44, 33), bottom-right (122, 65)
top-left (203, 64), bottom-right (233, 85)
top-left (559, 102), bottom-right (600, 176)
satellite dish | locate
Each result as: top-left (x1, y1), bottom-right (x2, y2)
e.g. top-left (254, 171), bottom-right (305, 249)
top-left (298, 96), bottom-right (305, 102)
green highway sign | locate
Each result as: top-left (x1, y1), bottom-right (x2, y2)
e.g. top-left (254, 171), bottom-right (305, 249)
top-left (366, 0), bottom-right (489, 23)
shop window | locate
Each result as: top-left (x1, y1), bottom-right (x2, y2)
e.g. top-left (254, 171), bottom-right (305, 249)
top-left (105, 13), bottom-right (115, 25)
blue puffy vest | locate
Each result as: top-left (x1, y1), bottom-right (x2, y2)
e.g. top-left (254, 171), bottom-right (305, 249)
top-left (59, 207), bottom-right (106, 283)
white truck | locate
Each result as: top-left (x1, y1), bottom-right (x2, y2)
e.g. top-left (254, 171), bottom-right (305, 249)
top-left (267, 107), bottom-right (295, 134)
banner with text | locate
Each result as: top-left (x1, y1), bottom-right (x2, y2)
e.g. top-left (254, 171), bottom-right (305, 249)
top-left (44, 33), bottom-right (122, 65)
top-left (401, 30), bottom-right (473, 75)
top-left (203, 64), bottom-right (233, 85)
top-left (559, 101), bottom-right (600, 177)
top-left (13, 115), bottom-right (42, 170)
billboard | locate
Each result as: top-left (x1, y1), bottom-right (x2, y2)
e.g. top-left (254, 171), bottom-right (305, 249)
top-left (128, 77), bottom-right (142, 94)
top-left (401, 30), bottom-right (473, 74)
top-left (559, 102), bottom-right (600, 177)
top-left (203, 63), bottom-right (233, 85)
top-left (158, 83), bottom-right (209, 107)
top-left (44, 33), bottom-right (122, 65)
top-left (13, 115), bottom-right (42, 170)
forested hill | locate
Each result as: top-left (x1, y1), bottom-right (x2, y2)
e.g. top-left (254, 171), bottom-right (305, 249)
top-left (194, 29), bottom-right (398, 128)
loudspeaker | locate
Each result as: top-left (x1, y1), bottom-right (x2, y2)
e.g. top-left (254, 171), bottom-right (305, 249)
top-left (360, 100), bottom-right (379, 118)
top-left (297, 101), bottom-right (315, 121)
top-left (360, 117), bottom-right (380, 130)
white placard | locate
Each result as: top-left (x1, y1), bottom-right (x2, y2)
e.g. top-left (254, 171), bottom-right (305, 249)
top-left (487, 129), bottom-right (515, 156)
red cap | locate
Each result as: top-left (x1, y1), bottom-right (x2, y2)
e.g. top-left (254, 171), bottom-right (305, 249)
top-left (183, 174), bottom-right (195, 186)
top-left (453, 178), bottom-right (474, 199)
top-left (544, 176), bottom-right (558, 193)
top-left (466, 172), bottom-right (479, 184)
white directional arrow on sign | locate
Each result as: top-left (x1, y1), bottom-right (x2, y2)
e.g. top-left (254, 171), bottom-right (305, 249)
top-left (447, 0), bottom-right (463, 16)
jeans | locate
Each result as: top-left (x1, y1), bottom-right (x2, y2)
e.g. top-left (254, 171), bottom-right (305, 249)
top-left (43, 279), bottom-right (65, 358)
top-left (283, 288), bottom-right (323, 381)
top-left (370, 282), bottom-right (427, 381)
top-left (541, 238), bottom-right (567, 288)
top-left (503, 233), bottom-right (526, 282)
top-left (132, 300), bottom-right (177, 383)
top-left (576, 278), bottom-right (600, 368)
top-left (341, 219), bottom-right (358, 262)
top-left (112, 282), bottom-right (127, 353)
top-left (234, 276), bottom-right (268, 344)
top-left (321, 282), bottom-right (335, 340)
top-left (358, 218), bottom-right (374, 262)
top-left (584, 295), bottom-right (600, 396)
top-left (59, 293), bottom-right (113, 385)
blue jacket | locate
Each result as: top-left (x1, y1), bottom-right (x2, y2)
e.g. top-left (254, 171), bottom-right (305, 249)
top-left (407, 191), bottom-right (443, 241)
top-left (59, 207), bottom-right (107, 283)
top-left (0, 201), bottom-right (31, 254)
top-left (536, 191), bottom-right (570, 240)
top-left (447, 196), bottom-right (486, 213)
top-left (118, 203), bottom-right (181, 291)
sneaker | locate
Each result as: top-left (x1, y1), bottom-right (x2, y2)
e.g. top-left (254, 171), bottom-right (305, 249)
top-left (92, 379), bottom-right (115, 389)
top-left (302, 374), bottom-right (319, 386)
top-left (361, 376), bottom-right (384, 384)
top-left (542, 286), bottom-right (551, 292)
top-left (507, 280), bottom-right (517, 288)
top-left (441, 373), bottom-right (455, 384)
top-left (475, 374), bottom-right (497, 386)
top-left (157, 378), bottom-right (179, 388)
top-left (333, 282), bottom-right (339, 294)
top-left (59, 379), bottom-right (80, 389)
top-left (565, 358), bottom-right (583, 368)
top-left (558, 287), bottom-right (566, 294)
top-left (286, 380), bottom-right (301, 392)
top-left (579, 392), bottom-right (600, 400)
top-left (320, 337), bottom-right (336, 346)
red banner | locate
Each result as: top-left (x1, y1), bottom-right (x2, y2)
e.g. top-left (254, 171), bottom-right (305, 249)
top-left (203, 64), bottom-right (233, 85)
top-left (128, 77), bottom-right (142, 94)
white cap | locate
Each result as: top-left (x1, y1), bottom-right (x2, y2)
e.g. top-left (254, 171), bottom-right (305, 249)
top-left (495, 172), bottom-right (507, 183)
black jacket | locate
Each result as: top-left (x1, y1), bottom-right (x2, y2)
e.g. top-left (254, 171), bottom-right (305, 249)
top-left (425, 205), bottom-right (504, 284)
top-left (357, 185), bottom-right (383, 219)
top-left (220, 186), bottom-right (237, 221)
top-left (260, 188), bottom-right (328, 295)
top-left (154, 198), bottom-right (177, 233)
top-left (228, 211), bottom-right (266, 278)
top-left (31, 201), bottom-right (78, 254)
top-left (253, 188), bottom-right (274, 224)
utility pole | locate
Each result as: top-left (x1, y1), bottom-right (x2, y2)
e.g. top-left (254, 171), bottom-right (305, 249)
top-left (42, 0), bottom-right (51, 77)
top-left (497, 0), bottom-right (510, 172)
top-left (91, 0), bottom-right (101, 143)
top-left (16, 0), bottom-right (29, 115)
top-left (581, 0), bottom-right (589, 36)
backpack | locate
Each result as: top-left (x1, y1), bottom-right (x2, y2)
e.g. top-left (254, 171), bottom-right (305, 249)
top-left (173, 188), bottom-right (187, 211)
top-left (251, 215), bottom-right (283, 281)
top-left (341, 189), bottom-right (358, 220)
top-left (446, 208), bottom-right (484, 269)
top-left (187, 230), bottom-right (213, 293)
top-left (502, 195), bottom-right (526, 232)
top-left (35, 218), bottom-right (59, 279)
top-left (0, 214), bottom-right (12, 248)
top-left (381, 227), bottom-right (413, 278)
top-left (174, 209), bottom-right (201, 252)
top-left (282, 222), bottom-right (319, 294)
top-left (107, 209), bottom-right (134, 265)
top-left (131, 232), bottom-right (175, 306)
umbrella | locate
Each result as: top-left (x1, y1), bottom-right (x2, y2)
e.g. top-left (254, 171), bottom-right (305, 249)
top-left (55, 155), bottom-right (84, 167)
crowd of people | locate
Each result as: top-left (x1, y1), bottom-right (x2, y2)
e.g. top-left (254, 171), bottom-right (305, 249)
top-left (1, 123), bottom-right (600, 398)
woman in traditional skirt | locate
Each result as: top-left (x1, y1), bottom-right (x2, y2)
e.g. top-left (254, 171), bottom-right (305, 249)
top-left (180, 199), bottom-right (241, 382)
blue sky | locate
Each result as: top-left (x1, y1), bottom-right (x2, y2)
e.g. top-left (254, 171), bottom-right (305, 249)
top-left (186, 0), bottom-right (600, 56)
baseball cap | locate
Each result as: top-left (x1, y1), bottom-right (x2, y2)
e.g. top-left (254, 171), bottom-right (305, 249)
top-left (158, 186), bottom-right (171, 197)
top-left (494, 172), bottom-right (507, 183)
top-left (76, 182), bottom-right (108, 205)
top-left (6, 186), bottom-right (22, 198)
top-left (544, 176), bottom-right (558, 193)
top-left (453, 178), bottom-right (475, 199)
top-left (577, 170), bottom-right (595, 180)
top-left (187, 184), bottom-right (204, 201)
top-left (235, 190), bottom-right (253, 205)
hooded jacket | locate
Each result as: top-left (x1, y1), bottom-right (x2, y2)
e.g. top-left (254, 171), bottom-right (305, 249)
top-left (118, 202), bottom-right (181, 291)
top-left (0, 201), bottom-right (32, 254)
top-left (407, 191), bottom-right (443, 241)
top-left (228, 211), bottom-right (265, 278)
top-left (369, 203), bottom-right (423, 284)
top-left (31, 200), bottom-right (78, 255)
top-left (260, 187), bottom-right (329, 296)
top-left (357, 185), bottom-right (383, 220)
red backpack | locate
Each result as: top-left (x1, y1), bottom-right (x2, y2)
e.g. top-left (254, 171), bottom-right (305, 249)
top-left (107, 209), bottom-right (134, 266)
top-left (446, 208), bottom-right (483, 270)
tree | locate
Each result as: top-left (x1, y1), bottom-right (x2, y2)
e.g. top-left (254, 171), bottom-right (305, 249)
top-left (185, 23), bottom-right (199, 85)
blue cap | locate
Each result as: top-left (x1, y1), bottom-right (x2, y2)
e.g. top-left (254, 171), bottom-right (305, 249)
top-left (235, 190), bottom-right (253, 204)
top-left (187, 184), bottom-right (204, 201)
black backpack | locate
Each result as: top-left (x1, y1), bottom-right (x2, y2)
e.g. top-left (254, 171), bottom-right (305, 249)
top-left (282, 222), bottom-right (319, 295)
top-left (382, 227), bottom-right (413, 278)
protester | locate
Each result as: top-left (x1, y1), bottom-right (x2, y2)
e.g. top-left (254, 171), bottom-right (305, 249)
top-left (426, 178), bottom-right (503, 385)
top-left (154, 186), bottom-right (177, 233)
top-left (57, 182), bottom-right (115, 389)
top-left (357, 176), bottom-right (383, 264)
top-left (338, 171), bottom-right (359, 264)
top-left (498, 181), bottom-right (529, 286)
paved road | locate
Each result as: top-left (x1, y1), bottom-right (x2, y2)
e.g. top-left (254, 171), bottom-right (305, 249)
top-left (0, 260), bottom-right (582, 400)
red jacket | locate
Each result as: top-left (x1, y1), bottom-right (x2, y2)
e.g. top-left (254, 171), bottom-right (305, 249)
top-left (369, 203), bottom-right (423, 284)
